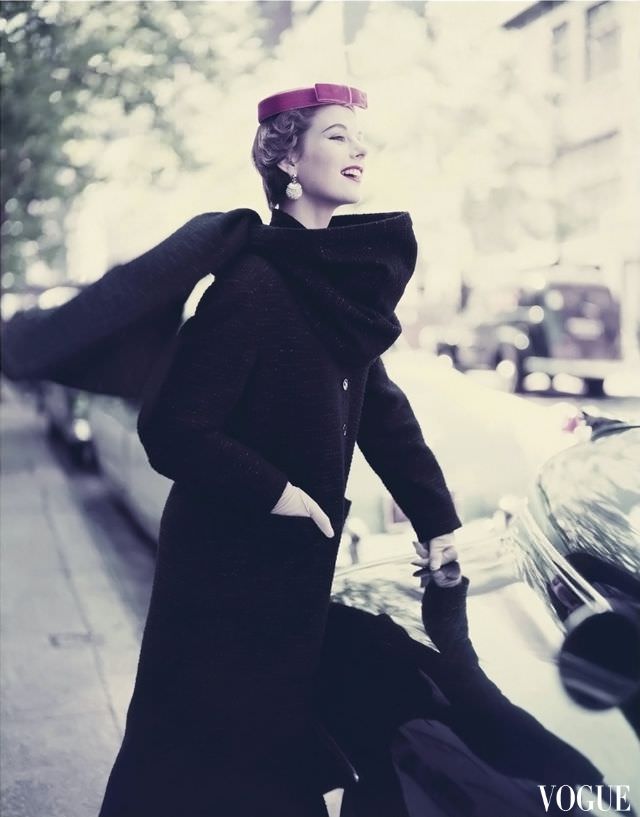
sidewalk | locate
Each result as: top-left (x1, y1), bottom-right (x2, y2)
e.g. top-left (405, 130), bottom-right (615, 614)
top-left (0, 381), bottom-right (149, 817)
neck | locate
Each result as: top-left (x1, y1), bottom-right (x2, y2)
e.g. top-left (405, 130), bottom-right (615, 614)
top-left (277, 199), bottom-right (341, 229)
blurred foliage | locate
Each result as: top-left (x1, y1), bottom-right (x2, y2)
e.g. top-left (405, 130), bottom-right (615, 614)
top-left (345, 2), bottom-right (557, 266)
top-left (0, 0), bottom-right (561, 296)
top-left (1, 0), bottom-right (266, 284)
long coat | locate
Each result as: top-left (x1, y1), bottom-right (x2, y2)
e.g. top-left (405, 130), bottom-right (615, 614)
top-left (92, 208), bottom-right (461, 816)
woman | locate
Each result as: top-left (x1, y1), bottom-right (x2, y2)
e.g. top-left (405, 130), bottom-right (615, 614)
top-left (97, 84), bottom-right (461, 817)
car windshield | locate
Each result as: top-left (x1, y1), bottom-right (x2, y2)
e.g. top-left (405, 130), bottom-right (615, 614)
top-left (536, 426), bottom-right (640, 571)
top-left (537, 284), bottom-right (620, 358)
top-left (465, 280), bottom-right (620, 358)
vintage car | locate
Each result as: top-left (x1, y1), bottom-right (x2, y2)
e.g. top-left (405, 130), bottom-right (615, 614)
top-left (506, 416), bottom-right (640, 722)
top-left (435, 265), bottom-right (623, 396)
top-left (329, 414), bottom-right (640, 809)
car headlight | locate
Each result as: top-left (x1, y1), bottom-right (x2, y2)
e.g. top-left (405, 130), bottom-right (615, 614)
top-left (72, 418), bottom-right (91, 442)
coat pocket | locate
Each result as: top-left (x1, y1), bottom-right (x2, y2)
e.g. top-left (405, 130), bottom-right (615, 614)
top-left (267, 512), bottom-right (325, 546)
top-left (267, 496), bottom-right (351, 549)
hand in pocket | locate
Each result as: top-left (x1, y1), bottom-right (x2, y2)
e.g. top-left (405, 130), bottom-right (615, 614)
top-left (271, 482), bottom-right (334, 538)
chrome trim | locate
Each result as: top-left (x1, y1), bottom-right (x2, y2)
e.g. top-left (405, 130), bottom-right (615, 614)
top-left (518, 502), bottom-right (612, 616)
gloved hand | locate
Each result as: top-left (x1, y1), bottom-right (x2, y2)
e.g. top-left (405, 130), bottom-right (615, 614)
top-left (411, 532), bottom-right (461, 587)
top-left (270, 481), bottom-right (335, 538)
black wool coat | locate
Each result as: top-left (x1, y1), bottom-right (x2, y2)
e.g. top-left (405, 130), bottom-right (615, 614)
top-left (94, 208), bottom-right (461, 816)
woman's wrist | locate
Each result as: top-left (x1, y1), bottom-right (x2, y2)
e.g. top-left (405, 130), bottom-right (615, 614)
top-left (270, 481), bottom-right (297, 514)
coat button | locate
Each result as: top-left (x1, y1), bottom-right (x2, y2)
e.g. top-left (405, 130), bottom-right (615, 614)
top-left (342, 423), bottom-right (347, 436)
top-left (342, 378), bottom-right (349, 390)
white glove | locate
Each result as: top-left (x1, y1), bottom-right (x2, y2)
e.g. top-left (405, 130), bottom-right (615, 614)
top-left (411, 532), bottom-right (459, 572)
top-left (271, 482), bottom-right (335, 538)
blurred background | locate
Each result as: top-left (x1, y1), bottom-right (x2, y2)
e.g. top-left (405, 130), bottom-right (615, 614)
top-left (2, 0), bottom-right (639, 357)
top-left (1, 3), bottom-right (640, 816)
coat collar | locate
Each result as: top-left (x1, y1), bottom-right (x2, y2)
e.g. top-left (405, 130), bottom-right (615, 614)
top-left (269, 208), bottom-right (306, 229)
top-left (250, 208), bottom-right (417, 368)
top-left (1, 205), bottom-right (417, 396)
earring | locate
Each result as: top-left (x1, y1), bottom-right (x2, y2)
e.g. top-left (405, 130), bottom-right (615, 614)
top-left (285, 173), bottom-right (303, 200)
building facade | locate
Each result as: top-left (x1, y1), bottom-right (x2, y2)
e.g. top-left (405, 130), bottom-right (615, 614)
top-left (504, 0), bottom-right (640, 357)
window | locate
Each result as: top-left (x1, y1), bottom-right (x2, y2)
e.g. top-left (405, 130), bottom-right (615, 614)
top-left (552, 22), bottom-right (570, 79)
top-left (585, 1), bottom-right (620, 79)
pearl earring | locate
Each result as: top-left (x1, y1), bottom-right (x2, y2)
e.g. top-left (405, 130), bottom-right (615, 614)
top-left (285, 173), bottom-right (303, 200)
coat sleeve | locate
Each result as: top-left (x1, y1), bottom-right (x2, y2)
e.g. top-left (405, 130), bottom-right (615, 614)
top-left (356, 357), bottom-right (462, 542)
top-left (136, 273), bottom-right (289, 515)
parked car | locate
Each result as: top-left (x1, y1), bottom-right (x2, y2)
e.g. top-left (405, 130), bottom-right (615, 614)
top-left (40, 382), bottom-right (95, 466)
top-left (435, 265), bottom-right (623, 396)
top-left (87, 394), bottom-right (171, 540)
top-left (330, 415), bottom-right (640, 798)
top-left (506, 415), bottom-right (640, 722)
top-left (336, 416), bottom-right (640, 660)
top-left (12, 285), bottom-right (98, 466)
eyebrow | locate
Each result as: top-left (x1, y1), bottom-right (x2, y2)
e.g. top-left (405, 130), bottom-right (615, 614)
top-left (322, 123), bottom-right (364, 139)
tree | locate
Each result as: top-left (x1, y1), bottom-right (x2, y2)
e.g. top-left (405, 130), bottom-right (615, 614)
top-left (341, 2), bottom-right (557, 300)
top-left (1, 0), bottom-right (266, 284)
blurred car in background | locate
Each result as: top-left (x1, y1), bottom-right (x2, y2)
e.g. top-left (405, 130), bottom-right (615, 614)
top-left (19, 285), bottom-right (99, 466)
top-left (41, 383), bottom-right (95, 467)
top-left (20, 284), bottom-right (95, 465)
top-left (88, 395), bottom-right (171, 540)
top-left (435, 264), bottom-right (623, 396)
top-left (2, 285), bottom-right (88, 405)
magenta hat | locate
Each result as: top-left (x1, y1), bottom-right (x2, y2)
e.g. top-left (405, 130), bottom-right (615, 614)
top-left (258, 83), bottom-right (368, 123)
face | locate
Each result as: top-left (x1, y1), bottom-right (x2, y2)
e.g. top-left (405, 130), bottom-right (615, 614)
top-left (279, 104), bottom-right (368, 207)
